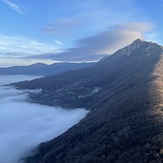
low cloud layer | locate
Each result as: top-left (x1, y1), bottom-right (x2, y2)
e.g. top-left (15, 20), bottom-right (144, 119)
top-left (30, 22), bottom-right (152, 62)
top-left (0, 75), bottom-right (88, 163)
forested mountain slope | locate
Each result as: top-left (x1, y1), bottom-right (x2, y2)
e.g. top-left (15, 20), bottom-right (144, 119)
top-left (14, 39), bottom-right (163, 163)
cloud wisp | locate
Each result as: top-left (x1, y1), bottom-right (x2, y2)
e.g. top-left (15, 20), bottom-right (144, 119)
top-left (2, 0), bottom-right (24, 15)
top-left (42, 0), bottom-right (135, 37)
top-left (43, 17), bottom-right (82, 36)
top-left (0, 35), bottom-right (60, 58)
top-left (0, 75), bottom-right (89, 163)
top-left (30, 22), bottom-right (152, 62)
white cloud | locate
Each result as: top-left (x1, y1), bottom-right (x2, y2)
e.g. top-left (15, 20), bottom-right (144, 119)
top-left (55, 40), bottom-right (63, 46)
top-left (0, 75), bottom-right (89, 163)
top-left (0, 35), bottom-right (60, 58)
top-left (2, 0), bottom-right (24, 15)
top-left (30, 22), bottom-right (153, 62)
top-left (0, 21), bottom-right (154, 64)
top-left (43, 17), bottom-right (81, 36)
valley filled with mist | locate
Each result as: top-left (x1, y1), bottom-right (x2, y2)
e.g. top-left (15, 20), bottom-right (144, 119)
top-left (0, 75), bottom-right (88, 163)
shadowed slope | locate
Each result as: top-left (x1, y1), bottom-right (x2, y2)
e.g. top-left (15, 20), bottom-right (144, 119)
top-left (15, 40), bottom-right (163, 163)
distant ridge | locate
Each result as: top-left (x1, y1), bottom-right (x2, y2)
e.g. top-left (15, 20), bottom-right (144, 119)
top-left (0, 62), bottom-right (95, 76)
top-left (14, 39), bottom-right (163, 163)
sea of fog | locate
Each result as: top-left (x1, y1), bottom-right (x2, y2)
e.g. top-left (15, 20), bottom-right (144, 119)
top-left (0, 75), bottom-right (89, 163)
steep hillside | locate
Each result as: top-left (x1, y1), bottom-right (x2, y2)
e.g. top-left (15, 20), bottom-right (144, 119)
top-left (14, 39), bottom-right (163, 162)
top-left (0, 62), bottom-right (94, 76)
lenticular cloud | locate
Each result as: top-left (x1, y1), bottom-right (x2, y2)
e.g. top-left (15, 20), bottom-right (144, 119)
top-left (0, 75), bottom-right (89, 163)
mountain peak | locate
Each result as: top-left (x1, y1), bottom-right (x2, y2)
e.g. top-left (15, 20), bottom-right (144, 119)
top-left (132, 38), bottom-right (143, 44)
top-left (114, 39), bottom-right (163, 57)
top-left (32, 62), bottom-right (47, 66)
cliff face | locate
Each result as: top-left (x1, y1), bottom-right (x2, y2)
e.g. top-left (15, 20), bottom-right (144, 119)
top-left (17, 40), bottom-right (163, 163)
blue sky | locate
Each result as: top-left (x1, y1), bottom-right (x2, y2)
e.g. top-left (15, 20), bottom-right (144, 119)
top-left (0, 0), bottom-right (163, 66)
